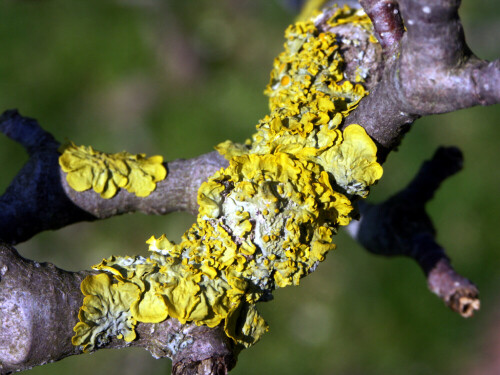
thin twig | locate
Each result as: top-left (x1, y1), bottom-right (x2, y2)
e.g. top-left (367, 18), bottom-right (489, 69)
top-left (349, 147), bottom-right (479, 317)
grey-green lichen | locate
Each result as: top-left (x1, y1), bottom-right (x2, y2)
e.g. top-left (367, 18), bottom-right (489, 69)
top-left (72, 5), bottom-right (383, 353)
top-left (152, 325), bottom-right (195, 359)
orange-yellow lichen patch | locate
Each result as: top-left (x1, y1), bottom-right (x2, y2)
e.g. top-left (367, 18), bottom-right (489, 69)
top-left (327, 4), bottom-right (374, 30)
top-left (59, 142), bottom-right (166, 198)
top-left (315, 124), bottom-right (383, 197)
top-left (80, 242), bottom-right (268, 348)
top-left (72, 5), bottom-right (382, 354)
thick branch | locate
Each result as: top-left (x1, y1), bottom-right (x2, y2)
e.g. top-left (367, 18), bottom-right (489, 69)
top-left (0, 110), bottom-right (228, 245)
top-left (349, 0), bottom-right (500, 157)
top-left (0, 244), bottom-right (89, 373)
top-left (0, 244), bottom-right (235, 374)
top-left (348, 147), bottom-right (479, 317)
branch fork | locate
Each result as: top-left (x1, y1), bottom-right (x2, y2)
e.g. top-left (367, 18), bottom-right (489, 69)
top-left (1, 0), bottom-right (499, 372)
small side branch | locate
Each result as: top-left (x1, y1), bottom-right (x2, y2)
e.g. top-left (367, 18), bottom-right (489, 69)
top-left (0, 109), bottom-right (59, 155)
top-left (61, 151), bottom-right (228, 219)
top-left (0, 110), bottom-right (228, 245)
top-left (0, 110), bottom-right (96, 245)
top-left (349, 147), bottom-right (479, 317)
top-left (471, 59), bottom-right (500, 106)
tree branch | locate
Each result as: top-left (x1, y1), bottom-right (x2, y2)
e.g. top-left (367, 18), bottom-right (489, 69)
top-left (0, 0), bottom-right (493, 372)
top-left (0, 244), bottom-right (236, 374)
top-left (347, 0), bottom-right (500, 158)
top-left (61, 151), bottom-right (228, 219)
top-left (348, 146), bottom-right (479, 317)
top-left (0, 110), bottom-right (228, 245)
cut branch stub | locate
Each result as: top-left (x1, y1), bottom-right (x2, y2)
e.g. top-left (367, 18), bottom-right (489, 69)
top-left (172, 355), bottom-right (236, 375)
top-left (349, 146), bottom-right (479, 317)
top-left (427, 258), bottom-right (480, 318)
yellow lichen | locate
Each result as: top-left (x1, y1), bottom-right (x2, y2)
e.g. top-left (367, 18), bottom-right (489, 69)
top-left (72, 5), bottom-right (382, 353)
top-left (314, 124), bottom-right (383, 197)
top-left (327, 4), bottom-right (374, 30)
top-left (72, 273), bottom-right (140, 351)
top-left (296, 0), bottom-right (328, 22)
top-left (59, 142), bottom-right (166, 198)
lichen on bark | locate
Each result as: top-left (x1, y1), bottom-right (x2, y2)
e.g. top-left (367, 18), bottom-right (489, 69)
top-left (71, 5), bottom-right (384, 353)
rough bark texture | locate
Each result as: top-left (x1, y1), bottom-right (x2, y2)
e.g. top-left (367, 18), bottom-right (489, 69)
top-left (172, 355), bottom-right (236, 375)
top-left (0, 245), bottom-right (89, 373)
top-left (60, 151), bottom-right (229, 219)
top-left (0, 0), bottom-right (498, 373)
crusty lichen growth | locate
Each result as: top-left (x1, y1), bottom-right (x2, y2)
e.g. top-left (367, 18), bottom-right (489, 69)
top-left (72, 6), bottom-right (382, 353)
top-left (59, 142), bottom-right (167, 198)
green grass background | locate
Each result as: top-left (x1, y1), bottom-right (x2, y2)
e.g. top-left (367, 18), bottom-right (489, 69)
top-left (1, 1), bottom-right (499, 374)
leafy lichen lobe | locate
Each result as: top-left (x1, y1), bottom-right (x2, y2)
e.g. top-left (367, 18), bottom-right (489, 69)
top-left (59, 142), bottom-right (166, 198)
top-left (72, 6), bottom-right (383, 353)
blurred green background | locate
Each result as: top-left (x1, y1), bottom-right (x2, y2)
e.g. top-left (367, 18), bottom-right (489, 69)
top-left (1, 0), bottom-right (499, 374)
